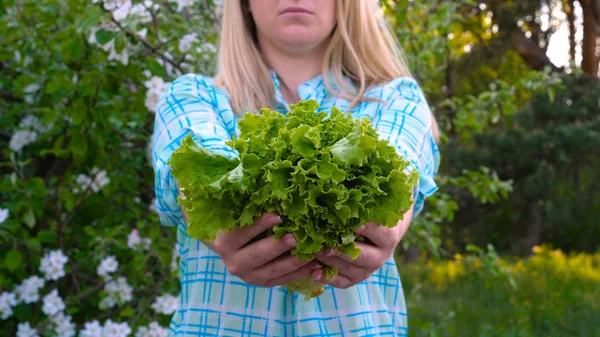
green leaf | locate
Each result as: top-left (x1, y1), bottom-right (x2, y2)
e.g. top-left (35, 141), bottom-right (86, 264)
top-left (95, 29), bottom-right (114, 45)
top-left (37, 230), bottom-right (56, 243)
top-left (69, 130), bottom-right (88, 164)
top-left (29, 177), bottom-right (47, 197)
top-left (466, 244), bottom-right (483, 254)
top-left (330, 122), bottom-right (378, 166)
top-left (146, 57), bottom-right (167, 78)
top-left (84, 226), bottom-right (97, 236)
top-left (119, 307), bottom-right (135, 317)
top-left (66, 307), bottom-right (80, 315)
top-left (23, 208), bottom-right (36, 228)
top-left (59, 37), bottom-right (84, 63)
top-left (5, 250), bottom-right (22, 271)
top-left (79, 13), bottom-right (101, 31)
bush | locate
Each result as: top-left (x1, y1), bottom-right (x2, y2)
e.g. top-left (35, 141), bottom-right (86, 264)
top-left (0, 1), bottom-right (220, 335)
top-left (402, 246), bottom-right (600, 337)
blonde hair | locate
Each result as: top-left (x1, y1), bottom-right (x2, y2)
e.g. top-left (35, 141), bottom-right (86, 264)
top-left (214, 0), bottom-right (439, 140)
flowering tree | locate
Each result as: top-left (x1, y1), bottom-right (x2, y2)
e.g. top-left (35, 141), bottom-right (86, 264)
top-left (0, 1), bottom-right (220, 336)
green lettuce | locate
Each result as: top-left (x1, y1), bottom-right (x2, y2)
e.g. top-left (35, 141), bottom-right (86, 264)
top-left (169, 100), bottom-right (418, 299)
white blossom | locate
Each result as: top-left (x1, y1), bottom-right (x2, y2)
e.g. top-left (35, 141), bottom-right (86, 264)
top-left (75, 174), bottom-right (93, 193)
top-left (170, 244), bottom-right (179, 273)
top-left (176, 0), bottom-right (196, 12)
top-left (90, 167), bottom-right (111, 192)
top-left (143, 76), bottom-right (168, 113)
top-left (130, 1), bottom-right (156, 24)
top-left (20, 115), bottom-right (40, 129)
top-left (93, 0), bottom-right (132, 21)
top-left (22, 85), bottom-right (40, 105)
top-left (148, 198), bottom-right (158, 214)
top-left (76, 168), bottom-right (110, 193)
top-left (136, 28), bottom-right (148, 39)
top-left (15, 275), bottom-right (45, 304)
top-left (97, 256), bottom-right (119, 279)
top-left (99, 296), bottom-right (117, 310)
top-left (0, 207), bottom-right (8, 224)
top-left (112, 0), bottom-right (132, 21)
top-left (0, 291), bottom-right (17, 319)
top-left (178, 33), bottom-right (198, 53)
top-left (108, 45), bottom-right (129, 65)
top-left (16, 322), bottom-right (39, 337)
top-left (42, 289), bottom-right (65, 316)
top-left (100, 277), bottom-right (133, 309)
top-left (88, 30), bottom-right (129, 66)
top-left (199, 42), bottom-right (217, 54)
top-left (151, 294), bottom-right (179, 315)
top-left (214, 0), bottom-right (223, 17)
top-left (80, 320), bottom-right (103, 337)
top-left (18, 115), bottom-right (53, 134)
top-left (135, 322), bottom-right (168, 337)
top-left (50, 312), bottom-right (76, 337)
top-left (40, 250), bottom-right (69, 281)
top-left (103, 319), bottom-right (132, 337)
top-left (127, 229), bottom-right (151, 250)
top-left (9, 129), bottom-right (38, 152)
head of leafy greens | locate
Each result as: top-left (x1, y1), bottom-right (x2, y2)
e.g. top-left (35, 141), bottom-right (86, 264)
top-left (169, 100), bottom-right (418, 299)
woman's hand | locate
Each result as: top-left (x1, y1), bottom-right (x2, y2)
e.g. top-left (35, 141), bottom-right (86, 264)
top-left (202, 213), bottom-right (322, 288)
top-left (312, 208), bottom-right (413, 289)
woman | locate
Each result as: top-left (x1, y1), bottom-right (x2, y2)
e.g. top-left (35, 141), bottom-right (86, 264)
top-left (152, 0), bottom-right (440, 335)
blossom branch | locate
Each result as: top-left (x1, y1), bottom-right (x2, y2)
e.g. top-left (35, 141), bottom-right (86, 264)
top-left (110, 17), bottom-right (184, 75)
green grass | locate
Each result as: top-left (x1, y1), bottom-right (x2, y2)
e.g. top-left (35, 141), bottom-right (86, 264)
top-left (400, 248), bottom-right (600, 337)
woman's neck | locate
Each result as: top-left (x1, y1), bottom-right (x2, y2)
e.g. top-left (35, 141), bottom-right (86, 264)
top-left (258, 37), bottom-right (328, 104)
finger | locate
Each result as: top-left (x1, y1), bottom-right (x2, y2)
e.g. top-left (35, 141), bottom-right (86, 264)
top-left (315, 255), bottom-right (364, 283)
top-left (264, 261), bottom-right (322, 287)
top-left (313, 270), bottom-right (354, 289)
top-left (233, 233), bottom-right (297, 272)
top-left (221, 213), bottom-right (282, 250)
top-left (355, 222), bottom-right (399, 248)
top-left (252, 255), bottom-right (312, 283)
top-left (317, 242), bottom-right (384, 268)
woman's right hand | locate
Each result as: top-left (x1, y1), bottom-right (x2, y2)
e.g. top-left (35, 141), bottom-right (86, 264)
top-left (202, 213), bottom-right (322, 288)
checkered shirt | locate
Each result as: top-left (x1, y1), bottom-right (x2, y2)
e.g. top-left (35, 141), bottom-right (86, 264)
top-left (151, 70), bottom-right (440, 337)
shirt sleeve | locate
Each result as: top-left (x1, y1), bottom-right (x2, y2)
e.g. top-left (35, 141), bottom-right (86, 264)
top-left (151, 74), bottom-right (238, 227)
top-left (374, 77), bottom-right (441, 217)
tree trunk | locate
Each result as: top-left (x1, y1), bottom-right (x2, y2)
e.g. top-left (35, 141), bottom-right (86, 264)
top-left (523, 201), bottom-right (544, 254)
top-left (509, 31), bottom-right (562, 71)
top-left (402, 245), bottom-right (421, 263)
top-left (566, 0), bottom-right (577, 64)
top-left (581, 0), bottom-right (599, 76)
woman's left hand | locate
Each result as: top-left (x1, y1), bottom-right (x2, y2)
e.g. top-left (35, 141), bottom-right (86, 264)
top-left (313, 208), bottom-right (413, 289)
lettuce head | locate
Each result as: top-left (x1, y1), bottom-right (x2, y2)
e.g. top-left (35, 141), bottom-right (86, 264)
top-left (169, 100), bottom-right (418, 300)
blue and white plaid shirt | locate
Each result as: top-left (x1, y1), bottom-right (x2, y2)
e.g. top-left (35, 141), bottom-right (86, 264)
top-left (152, 70), bottom-right (440, 337)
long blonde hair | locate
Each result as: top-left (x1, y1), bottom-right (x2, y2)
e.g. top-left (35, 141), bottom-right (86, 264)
top-left (214, 0), bottom-right (439, 140)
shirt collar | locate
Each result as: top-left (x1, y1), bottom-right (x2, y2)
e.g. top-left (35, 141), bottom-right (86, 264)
top-left (269, 69), bottom-right (355, 113)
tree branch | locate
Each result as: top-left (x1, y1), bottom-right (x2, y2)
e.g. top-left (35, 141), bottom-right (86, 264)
top-left (110, 17), bottom-right (184, 74)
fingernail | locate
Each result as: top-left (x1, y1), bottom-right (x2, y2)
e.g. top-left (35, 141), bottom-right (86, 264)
top-left (312, 270), bottom-right (322, 280)
top-left (272, 214), bottom-right (282, 223)
top-left (326, 248), bottom-right (336, 257)
top-left (356, 225), bottom-right (367, 234)
top-left (311, 263), bottom-right (322, 270)
top-left (283, 233), bottom-right (296, 245)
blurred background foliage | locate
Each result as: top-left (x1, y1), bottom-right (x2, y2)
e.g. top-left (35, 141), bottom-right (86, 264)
top-left (0, 0), bottom-right (598, 336)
